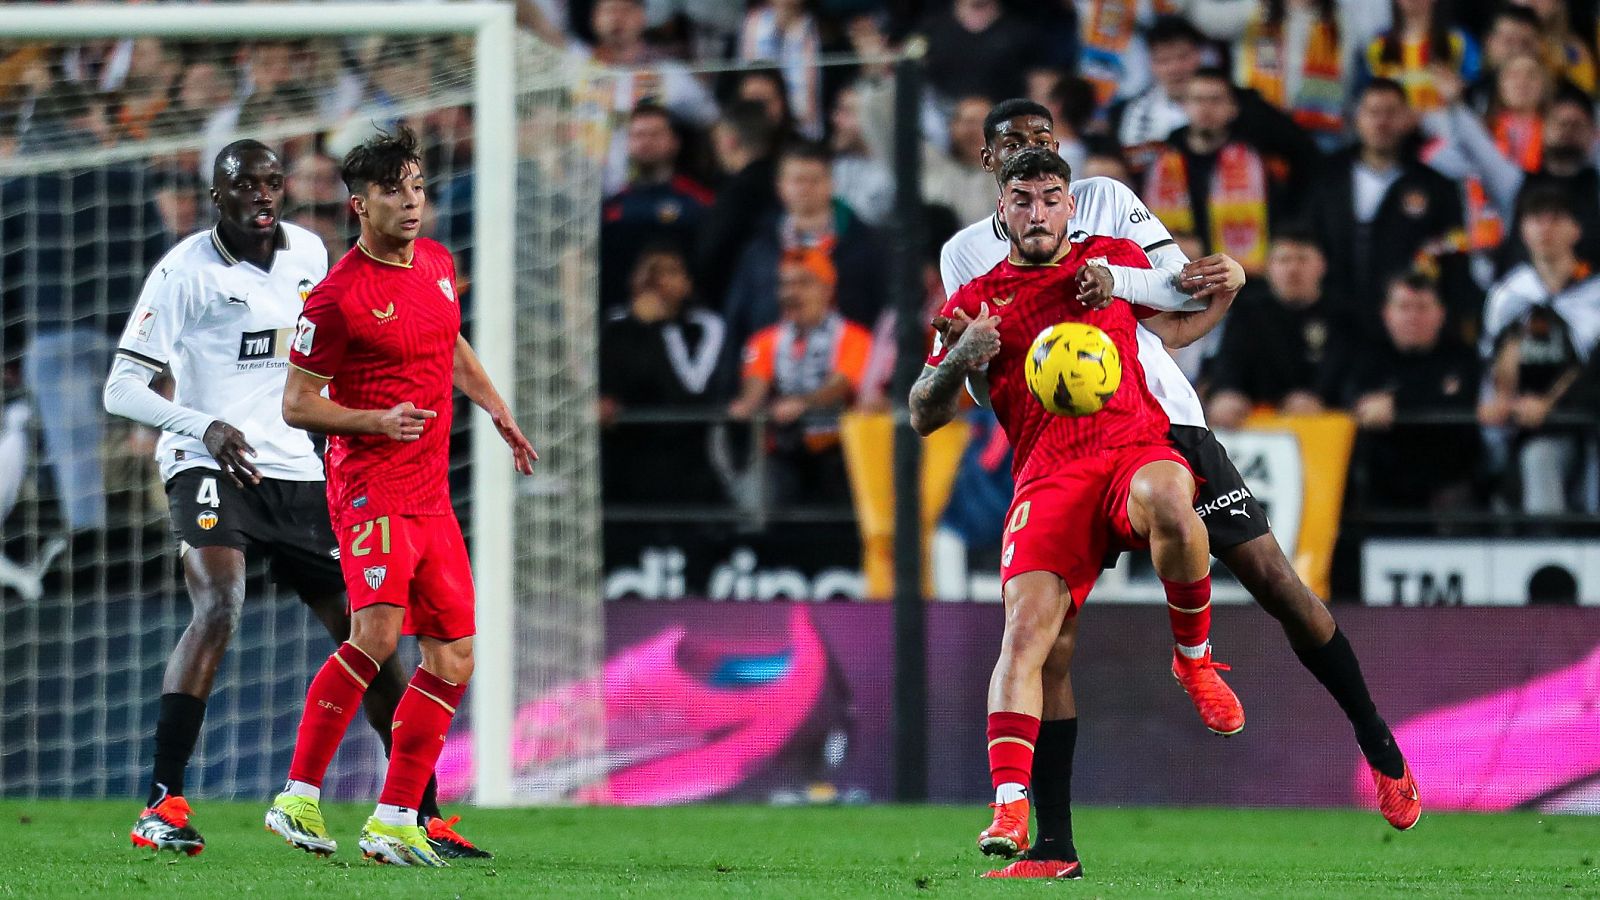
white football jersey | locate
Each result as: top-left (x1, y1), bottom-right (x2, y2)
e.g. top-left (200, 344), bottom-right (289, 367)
top-left (938, 176), bottom-right (1208, 428)
top-left (115, 223), bottom-right (330, 482)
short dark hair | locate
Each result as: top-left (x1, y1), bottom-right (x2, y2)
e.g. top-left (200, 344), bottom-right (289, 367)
top-left (1386, 270), bottom-right (1440, 298)
top-left (1358, 77), bottom-right (1409, 105)
top-left (1550, 83), bottom-right (1596, 120)
top-left (998, 146), bottom-right (1073, 186)
top-left (778, 139), bottom-right (832, 168)
top-left (1519, 184), bottom-right (1578, 220)
top-left (1146, 15), bottom-right (1204, 50)
top-left (1491, 3), bottom-right (1542, 31)
top-left (212, 139), bottom-right (276, 185)
top-left (718, 99), bottom-right (781, 157)
top-left (340, 126), bottom-right (423, 195)
top-left (1270, 224), bottom-right (1321, 250)
top-left (629, 101), bottom-right (673, 125)
top-left (983, 98), bottom-right (1053, 146)
top-left (1052, 75), bottom-right (1098, 134)
top-left (1189, 66), bottom-right (1233, 89)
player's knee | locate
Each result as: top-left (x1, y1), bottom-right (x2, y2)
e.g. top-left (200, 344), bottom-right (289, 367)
top-left (1001, 594), bottom-right (1065, 664)
top-left (189, 585), bottom-right (244, 645)
top-left (427, 651), bottom-right (473, 685)
top-left (349, 627), bottom-right (398, 666)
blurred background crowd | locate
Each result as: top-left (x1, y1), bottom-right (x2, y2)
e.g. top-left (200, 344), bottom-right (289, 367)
top-left (4, 0), bottom-right (1600, 600)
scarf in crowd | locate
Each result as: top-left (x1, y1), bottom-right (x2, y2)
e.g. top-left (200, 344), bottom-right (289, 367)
top-left (1145, 143), bottom-right (1270, 271)
top-left (1237, 16), bottom-right (1344, 135)
top-left (1364, 30), bottom-right (1472, 113)
top-left (1420, 138), bottom-right (1505, 253)
top-left (1492, 111), bottom-right (1544, 173)
top-left (1079, 0), bottom-right (1180, 105)
top-left (772, 312), bottom-right (847, 451)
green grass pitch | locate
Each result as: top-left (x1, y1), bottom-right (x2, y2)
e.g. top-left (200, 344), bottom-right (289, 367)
top-left (2, 800), bottom-right (1597, 898)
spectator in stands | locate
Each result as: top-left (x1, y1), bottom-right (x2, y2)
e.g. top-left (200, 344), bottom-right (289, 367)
top-left (921, 95), bottom-right (999, 225)
top-left (724, 141), bottom-right (886, 354)
top-left (1512, 0), bottom-right (1595, 94)
top-left (1206, 229), bottom-right (1352, 427)
top-left (1232, 0), bottom-right (1349, 146)
top-left (574, 0), bottom-right (719, 193)
top-left (738, 0), bottom-right (823, 139)
top-left (1362, 0), bottom-right (1480, 113)
top-left (284, 152), bottom-right (347, 262)
top-left (1424, 77), bottom-right (1600, 273)
top-left (696, 99), bottom-right (782, 307)
top-left (918, 0), bottom-right (1041, 107)
top-left (729, 248), bottom-right (872, 506)
top-left (600, 103), bottom-right (714, 308)
top-left (1344, 273), bottom-right (1480, 513)
top-left (1075, 0), bottom-right (1166, 105)
top-left (200, 41), bottom-right (303, 170)
top-left (1079, 139), bottom-right (1134, 184)
top-left (1109, 16), bottom-right (1203, 176)
top-left (600, 243), bottom-right (728, 504)
top-left (1305, 78), bottom-right (1463, 334)
top-left (1466, 5), bottom-right (1544, 112)
top-left (857, 204), bottom-right (961, 412)
top-left (1046, 74), bottom-right (1099, 176)
top-left (1478, 188), bottom-right (1600, 513)
top-left (1145, 69), bottom-right (1285, 274)
top-left (828, 84), bottom-right (894, 226)
top-left (1483, 54), bottom-right (1551, 175)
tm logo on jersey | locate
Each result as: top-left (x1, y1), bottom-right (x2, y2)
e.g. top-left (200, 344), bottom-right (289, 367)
top-left (238, 328), bottom-right (294, 365)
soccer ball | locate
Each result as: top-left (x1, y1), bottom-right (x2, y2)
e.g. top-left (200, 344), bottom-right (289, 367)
top-left (1024, 322), bottom-right (1122, 417)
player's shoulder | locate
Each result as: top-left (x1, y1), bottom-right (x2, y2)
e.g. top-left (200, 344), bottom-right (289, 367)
top-left (414, 237), bottom-right (456, 266)
top-left (946, 214), bottom-right (1005, 253)
top-left (279, 221), bottom-right (329, 261)
top-left (153, 228), bottom-right (224, 274)
top-left (1073, 233), bottom-right (1149, 266)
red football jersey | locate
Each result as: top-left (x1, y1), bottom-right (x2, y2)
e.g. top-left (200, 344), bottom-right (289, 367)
top-left (290, 238), bottom-right (460, 525)
top-left (926, 235), bottom-right (1171, 487)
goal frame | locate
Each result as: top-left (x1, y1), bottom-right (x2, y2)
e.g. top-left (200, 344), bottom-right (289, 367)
top-left (1, 2), bottom-right (521, 806)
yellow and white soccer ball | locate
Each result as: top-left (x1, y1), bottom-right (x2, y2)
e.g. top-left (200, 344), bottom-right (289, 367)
top-left (1024, 322), bottom-right (1122, 417)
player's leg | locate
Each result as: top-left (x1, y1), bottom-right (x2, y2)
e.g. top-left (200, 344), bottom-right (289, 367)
top-left (1177, 425), bottom-right (1417, 826)
top-left (359, 516), bottom-right (475, 867)
top-left (979, 569), bottom-right (1072, 858)
top-left (1220, 533), bottom-right (1418, 829)
top-left (986, 619), bottom-right (1085, 880)
top-left (1125, 457), bottom-right (1245, 736)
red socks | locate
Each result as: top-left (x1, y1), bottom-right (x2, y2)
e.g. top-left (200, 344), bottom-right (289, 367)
top-left (987, 711), bottom-right (1040, 790)
top-left (378, 668), bottom-right (467, 809)
top-left (1164, 575), bottom-right (1213, 649)
top-left (288, 642), bottom-right (379, 787)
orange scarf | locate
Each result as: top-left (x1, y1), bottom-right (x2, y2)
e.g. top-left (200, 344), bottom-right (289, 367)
top-left (1492, 111), bottom-right (1544, 173)
top-left (1145, 143), bottom-right (1270, 271)
top-left (1238, 18), bottom-right (1344, 134)
top-left (1079, 0), bottom-right (1180, 105)
top-left (1364, 31), bottom-right (1470, 112)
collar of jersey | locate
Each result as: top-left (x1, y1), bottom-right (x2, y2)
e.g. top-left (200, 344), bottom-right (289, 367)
top-left (357, 240), bottom-right (414, 268)
top-left (210, 224), bottom-right (287, 268)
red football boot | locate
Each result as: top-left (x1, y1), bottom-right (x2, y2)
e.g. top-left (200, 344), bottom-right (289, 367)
top-left (982, 858), bottom-right (1083, 879)
top-left (977, 797), bottom-right (1030, 857)
top-left (1370, 761), bottom-right (1421, 831)
top-left (1172, 646), bottom-right (1245, 735)
top-left (130, 794), bottom-right (204, 856)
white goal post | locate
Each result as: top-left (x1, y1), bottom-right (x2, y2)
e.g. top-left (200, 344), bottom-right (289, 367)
top-left (1, 2), bottom-right (530, 806)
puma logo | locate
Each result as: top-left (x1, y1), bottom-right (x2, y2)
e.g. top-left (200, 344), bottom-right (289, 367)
top-left (1230, 508), bottom-right (1250, 518)
top-left (371, 302), bottom-right (397, 321)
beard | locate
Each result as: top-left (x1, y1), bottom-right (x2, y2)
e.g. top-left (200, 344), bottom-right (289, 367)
top-left (1015, 229), bottom-right (1064, 264)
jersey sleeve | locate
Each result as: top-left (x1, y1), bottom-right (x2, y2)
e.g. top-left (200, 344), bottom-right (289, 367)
top-left (289, 285), bottom-right (350, 380)
top-left (116, 261), bottom-right (196, 372)
top-left (1097, 177), bottom-right (1175, 252)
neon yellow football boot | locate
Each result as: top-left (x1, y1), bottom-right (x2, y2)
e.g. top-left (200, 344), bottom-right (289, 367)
top-left (265, 791), bottom-right (337, 856)
top-left (358, 815), bottom-right (448, 867)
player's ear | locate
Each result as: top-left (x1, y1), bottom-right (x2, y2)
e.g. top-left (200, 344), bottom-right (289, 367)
top-left (348, 194), bottom-right (365, 219)
top-left (980, 146), bottom-right (995, 172)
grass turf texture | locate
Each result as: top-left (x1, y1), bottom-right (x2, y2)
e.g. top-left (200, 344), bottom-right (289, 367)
top-left (2, 801), bottom-right (1597, 898)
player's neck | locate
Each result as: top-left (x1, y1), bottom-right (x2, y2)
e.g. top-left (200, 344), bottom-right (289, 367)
top-left (216, 221), bottom-right (278, 271)
top-left (357, 233), bottom-right (415, 268)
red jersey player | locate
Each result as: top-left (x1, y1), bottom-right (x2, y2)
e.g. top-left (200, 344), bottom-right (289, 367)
top-left (266, 128), bottom-right (535, 867)
top-left (909, 148), bottom-right (1244, 875)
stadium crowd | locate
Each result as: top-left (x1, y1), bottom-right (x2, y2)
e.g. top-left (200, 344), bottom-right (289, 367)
top-left (3, 0), bottom-right (1600, 579)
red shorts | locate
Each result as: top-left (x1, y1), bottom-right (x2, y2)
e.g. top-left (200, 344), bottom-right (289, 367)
top-left (338, 512), bottom-right (476, 641)
top-left (1000, 443), bottom-right (1192, 609)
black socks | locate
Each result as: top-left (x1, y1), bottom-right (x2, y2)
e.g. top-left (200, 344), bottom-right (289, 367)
top-left (1294, 628), bottom-right (1405, 779)
top-left (1029, 717), bottom-right (1078, 861)
top-left (149, 693), bottom-right (206, 806)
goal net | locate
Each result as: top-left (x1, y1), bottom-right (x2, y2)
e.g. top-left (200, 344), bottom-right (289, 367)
top-left (0, 4), bottom-right (603, 805)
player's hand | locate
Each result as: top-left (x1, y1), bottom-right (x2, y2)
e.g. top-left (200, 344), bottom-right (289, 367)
top-left (377, 402), bottom-right (437, 442)
top-left (491, 406), bottom-right (538, 475)
top-left (1431, 64), bottom-right (1465, 108)
top-left (932, 311), bottom-right (970, 350)
top-left (949, 302), bottom-right (1002, 370)
top-left (771, 396), bottom-right (808, 425)
top-left (1180, 254), bottom-right (1246, 300)
top-left (1512, 393), bottom-right (1555, 430)
top-left (1075, 263), bottom-right (1114, 309)
top-left (203, 420), bottom-right (260, 487)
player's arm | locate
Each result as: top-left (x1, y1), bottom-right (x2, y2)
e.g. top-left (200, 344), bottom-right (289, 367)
top-left (1138, 280), bottom-right (1241, 349)
top-left (910, 302), bottom-right (1000, 436)
top-left (282, 366), bottom-right (436, 440)
top-left (453, 335), bottom-right (537, 475)
top-left (103, 265), bottom-right (261, 485)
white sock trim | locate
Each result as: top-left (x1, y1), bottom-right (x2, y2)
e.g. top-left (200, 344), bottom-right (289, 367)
top-left (995, 782), bottom-right (1028, 804)
top-left (374, 803), bottom-right (416, 828)
top-left (1176, 641), bottom-right (1210, 659)
top-left (284, 780), bottom-right (320, 801)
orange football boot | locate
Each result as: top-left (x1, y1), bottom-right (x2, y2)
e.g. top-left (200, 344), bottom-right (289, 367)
top-left (983, 858), bottom-right (1083, 879)
top-left (1172, 646), bottom-right (1245, 735)
top-left (130, 794), bottom-right (204, 855)
top-left (1370, 761), bottom-right (1421, 830)
top-left (977, 797), bottom-right (1030, 857)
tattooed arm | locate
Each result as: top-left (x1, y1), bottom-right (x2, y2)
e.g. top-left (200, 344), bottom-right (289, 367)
top-left (909, 302), bottom-right (1002, 436)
